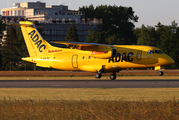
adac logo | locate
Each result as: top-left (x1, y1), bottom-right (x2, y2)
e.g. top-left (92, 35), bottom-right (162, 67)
top-left (109, 52), bottom-right (134, 63)
top-left (28, 30), bottom-right (46, 52)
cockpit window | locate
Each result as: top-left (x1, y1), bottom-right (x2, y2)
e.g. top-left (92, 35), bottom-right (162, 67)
top-left (148, 50), bottom-right (164, 54)
top-left (147, 50), bottom-right (155, 54)
top-left (155, 50), bottom-right (163, 54)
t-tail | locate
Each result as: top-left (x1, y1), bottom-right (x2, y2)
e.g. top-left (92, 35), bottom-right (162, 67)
top-left (19, 21), bottom-right (54, 57)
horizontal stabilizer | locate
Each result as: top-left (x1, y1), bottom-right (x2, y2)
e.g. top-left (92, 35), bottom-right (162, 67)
top-left (9, 23), bottom-right (42, 28)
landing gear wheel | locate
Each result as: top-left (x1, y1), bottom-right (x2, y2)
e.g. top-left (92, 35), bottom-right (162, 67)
top-left (110, 73), bottom-right (116, 80)
top-left (158, 71), bottom-right (164, 76)
top-left (95, 73), bottom-right (102, 78)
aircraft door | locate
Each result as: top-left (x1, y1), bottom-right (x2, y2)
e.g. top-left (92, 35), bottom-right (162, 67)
top-left (135, 51), bottom-right (144, 65)
top-left (136, 51), bottom-right (142, 60)
top-left (72, 54), bottom-right (78, 68)
top-left (144, 50), bottom-right (158, 65)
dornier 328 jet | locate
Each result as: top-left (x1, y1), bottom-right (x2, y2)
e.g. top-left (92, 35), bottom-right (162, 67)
top-left (11, 21), bottom-right (175, 80)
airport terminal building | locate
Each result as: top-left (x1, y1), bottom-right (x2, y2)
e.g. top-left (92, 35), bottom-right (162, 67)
top-left (1, 1), bottom-right (100, 42)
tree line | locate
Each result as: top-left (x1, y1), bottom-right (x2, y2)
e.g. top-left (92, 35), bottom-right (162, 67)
top-left (0, 20), bottom-right (30, 70)
top-left (135, 21), bottom-right (179, 69)
top-left (80, 4), bottom-right (138, 45)
top-left (80, 5), bottom-right (179, 69)
top-left (0, 4), bottom-right (179, 70)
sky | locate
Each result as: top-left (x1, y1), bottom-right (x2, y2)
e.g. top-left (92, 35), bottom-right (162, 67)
top-left (0, 0), bottom-right (179, 28)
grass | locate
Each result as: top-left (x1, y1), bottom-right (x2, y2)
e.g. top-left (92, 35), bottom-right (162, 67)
top-left (0, 88), bottom-right (179, 119)
top-left (0, 98), bottom-right (179, 119)
top-left (0, 88), bottom-right (179, 101)
top-left (0, 72), bottom-right (178, 119)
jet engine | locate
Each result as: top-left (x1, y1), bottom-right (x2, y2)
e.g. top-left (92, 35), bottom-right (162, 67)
top-left (90, 48), bottom-right (117, 59)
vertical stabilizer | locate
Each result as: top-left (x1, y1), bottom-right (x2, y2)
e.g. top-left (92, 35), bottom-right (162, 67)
top-left (19, 21), bottom-right (52, 57)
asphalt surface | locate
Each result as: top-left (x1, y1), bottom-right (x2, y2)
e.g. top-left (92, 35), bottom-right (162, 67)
top-left (0, 80), bottom-right (179, 88)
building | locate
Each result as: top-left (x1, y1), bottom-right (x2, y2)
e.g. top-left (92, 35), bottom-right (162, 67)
top-left (1, 1), bottom-right (100, 42)
top-left (1, 1), bottom-right (81, 23)
top-left (42, 23), bottom-right (93, 42)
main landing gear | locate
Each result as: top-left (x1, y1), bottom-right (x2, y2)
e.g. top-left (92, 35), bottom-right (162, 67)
top-left (109, 72), bottom-right (116, 80)
top-left (95, 72), bottom-right (102, 79)
top-left (95, 72), bottom-right (117, 80)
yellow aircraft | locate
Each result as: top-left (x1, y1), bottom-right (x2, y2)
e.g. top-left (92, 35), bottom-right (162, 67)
top-left (11, 21), bottom-right (175, 80)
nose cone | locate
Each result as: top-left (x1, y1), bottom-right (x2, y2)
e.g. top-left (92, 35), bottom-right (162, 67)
top-left (169, 57), bottom-right (175, 65)
top-left (158, 55), bottom-right (175, 66)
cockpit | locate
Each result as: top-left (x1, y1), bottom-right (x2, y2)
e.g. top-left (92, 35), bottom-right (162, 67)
top-left (147, 50), bottom-right (163, 54)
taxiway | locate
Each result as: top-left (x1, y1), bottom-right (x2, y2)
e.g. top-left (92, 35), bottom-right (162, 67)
top-left (0, 79), bottom-right (179, 88)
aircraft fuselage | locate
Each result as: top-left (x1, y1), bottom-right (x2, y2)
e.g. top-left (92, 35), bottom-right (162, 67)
top-left (23, 45), bottom-right (174, 73)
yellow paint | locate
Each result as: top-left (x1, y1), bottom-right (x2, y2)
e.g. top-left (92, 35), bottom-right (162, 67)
top-left (12, 21), bottom-right (175, 75)
top-left (155, 66), bottom-right (161, 70)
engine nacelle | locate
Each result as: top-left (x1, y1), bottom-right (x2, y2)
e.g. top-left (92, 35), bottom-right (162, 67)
top-left (90, 48), bottom-right (117, 59)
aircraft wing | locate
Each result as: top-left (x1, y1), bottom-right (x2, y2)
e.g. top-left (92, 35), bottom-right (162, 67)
top-left (52, 41), bottom-right (117, 59)
top-left (52, 41), bottom-right (113, 50)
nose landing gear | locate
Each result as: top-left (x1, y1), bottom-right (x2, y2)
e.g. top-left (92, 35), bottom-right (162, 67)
top-left (155, 66), bottom-right (164, 76)
top-left (158, 71), bottom-right (164, 76)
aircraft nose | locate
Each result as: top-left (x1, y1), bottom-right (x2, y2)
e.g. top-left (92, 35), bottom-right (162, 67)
top-left (158, 55), bottom-right (175, 66)
top-left (168, 57), bottom-right (175, 65)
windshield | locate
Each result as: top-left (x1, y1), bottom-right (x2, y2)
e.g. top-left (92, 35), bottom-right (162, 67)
top-left (155, 50), bottom-right (163, 54)
top-left (147, 50), bottom-right (164, 54)
top-left (147, 50), bottom-right (155, 54)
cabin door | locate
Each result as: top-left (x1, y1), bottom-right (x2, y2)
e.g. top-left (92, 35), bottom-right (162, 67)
top-left (72, 54), bottom-right (78, 68)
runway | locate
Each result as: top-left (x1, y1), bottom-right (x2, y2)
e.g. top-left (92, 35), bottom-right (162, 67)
top-left (0, 80), bottom-right (179, 88)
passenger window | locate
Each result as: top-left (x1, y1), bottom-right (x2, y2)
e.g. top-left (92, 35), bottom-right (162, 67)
top-left (147, 50), bottom-right (155, 54)
top-left (138, 53), bottom-right (141, 57)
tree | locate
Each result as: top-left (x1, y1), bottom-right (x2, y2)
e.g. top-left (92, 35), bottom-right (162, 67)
top-left (0, 20), bottom-right (6, 70)
top-left (0, 20), bottom-right (6, 40)
top-left (16, 26), bottom-right (29, 57)
top-left (66, 22), bottom-right (79, 42)
top-left (1, 25), bottom-right (21, 70)
top-left (80, 5), bottom-right (138, 45)
top-left (134, 21), bottom-right (179, 69)
top-left (16, 26), bottom-right (33, 70)
top-left (80, 4), bottom-right (95, 22)
top-left (135, 25), bottom-right (159, 46)
top-left (86, 30), bottom-right (107, 44)
top-left (158, 21), bottom-right (179, 68)
top-left (106, 33), bottom-right (126, 45)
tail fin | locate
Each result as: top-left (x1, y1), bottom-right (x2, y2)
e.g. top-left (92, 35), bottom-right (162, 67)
top-left (19, 21), bottom-right (52, 57)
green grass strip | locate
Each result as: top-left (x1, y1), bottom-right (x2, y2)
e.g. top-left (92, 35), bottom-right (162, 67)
top-left (0, 88), bottom-right (179, 101)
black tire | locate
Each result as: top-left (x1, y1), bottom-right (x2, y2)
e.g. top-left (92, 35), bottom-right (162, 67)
top-left (110, 74), bottom-right (116, 80)
top-left (158, 71), bottom-right (164, 76)
top-left (95, 73), bottom-right (101, 78)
